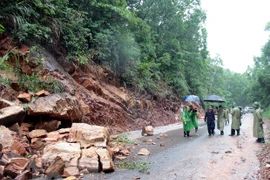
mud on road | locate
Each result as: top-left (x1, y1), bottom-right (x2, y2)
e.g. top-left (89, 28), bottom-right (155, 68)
top-left (87, 113), bottom-right (265, 180)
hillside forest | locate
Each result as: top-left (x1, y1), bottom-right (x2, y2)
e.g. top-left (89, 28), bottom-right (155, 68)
top-left (0, 0), bottom-right (270, 111)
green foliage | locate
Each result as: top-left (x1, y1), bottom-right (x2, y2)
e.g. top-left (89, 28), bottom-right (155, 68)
top-left (263, 108), bottom-right (270, 119)
top-left (117, 161), bottom-right (150, 172)
top-left (27, 46), bottom-right (45, 64)
top-left (0, 24), bottom-right (5, 34)
top-left (18, 73), bottom-right (64, 93)
top-left (2, 0), bottom-right (246, 102)
top-left (0, 76), bottom-right (11, 86)
top-left (112, 132), bottom-right (134, 145)
top-left (0, 52), bottom-right (10, 71)
top-left (22, 104), bottom-right (29, 111)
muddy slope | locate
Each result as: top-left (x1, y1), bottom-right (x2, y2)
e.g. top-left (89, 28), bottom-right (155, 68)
top-left (0, 35), bottom-right (191, 133)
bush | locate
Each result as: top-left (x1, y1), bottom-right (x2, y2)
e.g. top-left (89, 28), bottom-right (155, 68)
top-left (263, 108), bottom-right (270, 119)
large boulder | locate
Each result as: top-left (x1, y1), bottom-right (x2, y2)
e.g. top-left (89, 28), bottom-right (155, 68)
top-left (68, 123), bottom-right (109, 148)
top-left (0, 105), bottom-right (25, 126)
top-left (95, 148), bottom-right (114, 171)
top-left (28, 93), bottom-right (82, 121)
top-left (42, 142), bottom-right (81, 167)
top-left (78, 147), bottom-right (99, 172)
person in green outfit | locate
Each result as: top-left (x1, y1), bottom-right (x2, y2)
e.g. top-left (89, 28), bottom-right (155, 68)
top-left (230, 105), bottom-right (241, 136)
top-left (217, 105), bottom-right (226, 135)
top-left (224, 106), bottom-right (230, 125)
top-left (182, 106), bottom-right (193, 137)
top-left (253, 102), bottom-right (265, 143)
top-left (188, 105), bottom-right (199, 136)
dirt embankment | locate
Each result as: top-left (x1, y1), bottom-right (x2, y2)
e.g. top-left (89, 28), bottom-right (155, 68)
top-left (257, 119), bottom-right (270, 179)
top-left (0, 35), bottom-right (205, 133)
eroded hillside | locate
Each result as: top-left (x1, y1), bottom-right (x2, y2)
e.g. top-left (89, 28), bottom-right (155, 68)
top-left (0, 35), bottom-right (195, 133)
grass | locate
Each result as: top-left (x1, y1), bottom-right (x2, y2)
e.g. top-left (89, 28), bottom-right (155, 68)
top-left (117, 161), bottom-right (150, 172)
top-left (263, 108), bottom-right (270, 119)
top-left (112, 132), bottom-right (134, 145)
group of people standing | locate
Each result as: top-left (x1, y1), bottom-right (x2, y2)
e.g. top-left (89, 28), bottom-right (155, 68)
top-left (204, 105), bottom-right (231, 136)
top-left (181, 105), bottom-right (199, 137)
top-left (182, 102), bottom-right (265, 144)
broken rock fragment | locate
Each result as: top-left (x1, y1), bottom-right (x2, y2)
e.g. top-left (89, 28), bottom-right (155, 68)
top-left (4, 157), bottom-right (30, 178)
top-left (141, 126), bottom-right (154, 136)
top-left (45, 156), bottom-right (65, 179)
top-left (96, 148), bottom-right (114, 172)
top-left (78, 147), bottom-right (99, 172)
top-left (138, 148), bottom-right (150, 156)
top-left (28, 129), bottom-right (47, 139)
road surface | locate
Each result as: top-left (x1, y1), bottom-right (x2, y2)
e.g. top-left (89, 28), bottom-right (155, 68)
top-left (87, 113), bottom-right (263, 180)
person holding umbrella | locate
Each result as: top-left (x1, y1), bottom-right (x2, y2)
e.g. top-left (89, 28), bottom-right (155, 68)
top-left (181, 106), bottom-right (193, 137)
top-left (204, 106), bottom-right (215, 136)
top-left (217, 105), bottom-right (226, 135)
top-left (188, 105), bottom-right (199, 136)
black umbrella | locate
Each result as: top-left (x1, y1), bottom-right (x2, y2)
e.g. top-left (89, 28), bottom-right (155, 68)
top-left (203, 95), bottom-right (225, 102)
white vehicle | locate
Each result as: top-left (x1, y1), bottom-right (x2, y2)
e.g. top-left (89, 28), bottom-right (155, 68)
top-left (244, 107), bottom-right (254, 114)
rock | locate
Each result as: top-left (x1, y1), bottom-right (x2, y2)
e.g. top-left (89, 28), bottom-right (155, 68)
top-left (0, 126), bottom-right (14, 149)
top-left (8, 123), bottom-right (20, 135)
top-left (58, 128), bottom-right (70, 134)
top-left (160, 142), bottom-right (165, 147)
top-left (141, 126), bottom-right (154, 136)
top-left (0, 98), bottom-right (14, 109)
top-left (45, 156), bottom-right (65, 179)
top-left (0, 165), bottom-right (4, 175)
top-left (159, 133), bottom-right (167, 138)
top-left (42, 142), bottom-right (81, 167)
top-left (0, 84), bottom-right (18, 102)
top-left (138, 148), bottom-right (150, 156)
top-left (79, 168), bottom-right (89, 175)
top-left (96, 148), bottom-right (114, 171)
top-left (10, 140), bottom-right (26, 155)
top-left (14, 170), bottom-right (32, 180)
top-left (4, 157), bottom-right (30, 178)
top-left (44, 131), bottom-right (60, 142)
top-left (62, 166), bottom-right (79, 177)
top-left (35, 120), bottom-right (61, 132)
top-left (114, 155), bottom-right (127, 160)
top-left (28, 129), bottom-right (47, 139)
top-left (35, 157), bottom-right (43, 168)
top-left (17, 93), bottom-right (32, 103)
top-left (120, 148), bottom-right (130, 156)
top-left (64, 176), bottom-right (78, 180)
top-left (28, 93), bottom-right (82, 121)
top-left (68, 123), bottom-right (109, 148)
top-left (0, 153), bottom-right (11, 165)
top-left (35, 90), bottom-right (50, 97)
top-left (20, 123), bottom-right (32, 135)
top-left (78, 147), bottom-right (99, 172)
top-left (0, 105), bottom-right (25, 126)
top-left (31, 138), bottom-right (45, 151)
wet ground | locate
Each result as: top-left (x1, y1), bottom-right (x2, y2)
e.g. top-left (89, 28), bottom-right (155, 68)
top-left (86, 113), bottom-right (263, 180)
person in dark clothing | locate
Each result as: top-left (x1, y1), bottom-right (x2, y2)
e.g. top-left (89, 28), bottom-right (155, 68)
top-left (204, 106), bottom-right (216, 136)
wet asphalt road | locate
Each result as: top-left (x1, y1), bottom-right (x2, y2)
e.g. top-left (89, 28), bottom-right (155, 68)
top-left (88, 113), bottom-right (262, 180)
